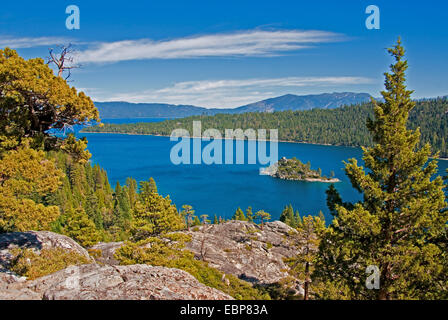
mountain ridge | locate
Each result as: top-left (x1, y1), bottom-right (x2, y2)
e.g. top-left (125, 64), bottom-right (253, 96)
top-left (94, 92), bottom-right (372, 118)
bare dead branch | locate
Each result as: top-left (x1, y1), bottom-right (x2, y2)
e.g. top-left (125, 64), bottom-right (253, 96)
top-left (47, 44), bottom-right (81, 80)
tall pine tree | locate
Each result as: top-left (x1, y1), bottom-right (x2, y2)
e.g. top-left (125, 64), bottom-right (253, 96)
top-left (319, 39), bottom-right (448, 299)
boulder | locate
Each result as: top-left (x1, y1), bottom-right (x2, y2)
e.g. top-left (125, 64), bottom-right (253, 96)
top-left (0, 231), bottom-right (92, 270)
top-left (89, 241), bottom-right (124, 265)
top-left (2, 263), bottom-right (233, 300)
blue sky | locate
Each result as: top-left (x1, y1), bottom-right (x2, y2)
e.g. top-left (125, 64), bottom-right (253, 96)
top-left (1, 0), bottom-right (447, 108)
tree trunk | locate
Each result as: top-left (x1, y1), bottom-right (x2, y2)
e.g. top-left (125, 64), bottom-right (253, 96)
top-left (304, 261), bottom-right (310, 300)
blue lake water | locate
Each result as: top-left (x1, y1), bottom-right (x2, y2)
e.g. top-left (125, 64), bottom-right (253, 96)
top-left (77, 118), bottom-right (448, 222)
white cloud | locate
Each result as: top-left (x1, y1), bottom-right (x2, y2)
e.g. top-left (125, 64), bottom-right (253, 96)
top-left (95, 76), bottom-right (373, 108)
top-left (0, 36), bottom-right (72, 49)
top-left (75, 29), bottom-right (344, 63)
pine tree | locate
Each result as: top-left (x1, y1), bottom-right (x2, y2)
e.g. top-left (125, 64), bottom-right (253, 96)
top-left (180, 204), bottom-right (195, 231)
top-left (0, 143), bottom-right (63, 232)
top-left (279, 204), bottom-right (294, 227)
top-left (131, 182), bottom-right (184, 240)
top-left (254, 210), bottom-right (271, 230)
top-left (192, 216), bottom-right (201, 226)
top-left (285, 215), bottom-right (326, 300)
top-left (325, 184), bottom-right (342, 216)
top-left (149, 177), bottom-right (158, 193)
top-left (139, 177), bottom-right (158, 200)
top-left (85, 192), bottom-right (103, 229)
top-left (246, 206), bottom-right (254, 222)
top-left (0, 48), bottom-right (99, 154)
top-left (232, 207), bottom-right (246, 221)
top-left (60, 134), bottom-right (91, 164)
top-left (61, 207), bottom-right (101, 247)
top-left (320, 39), bottom-right (448, 299)
top-left (279, 205), bottom-right (302, 228)
top-left (126, 177), bottom-right (138, 209)
top-left (113, 183), bottom-right (132, 229)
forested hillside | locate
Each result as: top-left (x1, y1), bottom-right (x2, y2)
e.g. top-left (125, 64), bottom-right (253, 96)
top-left (94, 92), bottom-right (371, 118)
top-left (84, 97), bottom-right (448, 158)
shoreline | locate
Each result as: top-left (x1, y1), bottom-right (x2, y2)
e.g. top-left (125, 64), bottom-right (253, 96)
top-left (80, 130), bottom-right (448, 161)
top-left (80, 131), bottom-right (354, 147)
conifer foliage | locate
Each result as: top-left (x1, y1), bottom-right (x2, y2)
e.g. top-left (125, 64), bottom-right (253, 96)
top-left (0, 142), bottom-right (63, 232)
top-left (0, 48), bottom-right (99, 153)
top-left (320, 39), bottom-right (448, 299)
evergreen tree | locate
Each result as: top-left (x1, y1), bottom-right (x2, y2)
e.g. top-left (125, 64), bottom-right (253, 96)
top-left (320, 39), bottom-right (448, 299)
top-left (181, 204), bottom-right (195, 231)
top-left (0, 48), bottom-right (99, 154)
top-left (280, 204), bottom-right (294, 226)
top-left (139, 177), bottom-right (158, 200)
top-left (254, 210), bottom-right (271, 230)
top-left (112, 183), bottom-right (132, 230)
top-left (60, 207), bottom-right (101, 247)
top-left (294, 210), bottom-right (302, 227)
top-left (0, 143), bottom-right (63, 233)
top-left (280, 205), bottom-right (301, 228)
top-left (131, 180), bottom-right (184, 240)
top-left (232, 207), bottom-right (246, 221)
top-left (85, 192), bottom-right (103, 229)
top-left (285, 215), bottom-right (326, 300)
top-left (126, 177), bottom-right (138, 209)
top-left (246, 206), bottom-right (254, 222)
top-left (60, 134), bottom-right (91, 164)
top-left (192, 216), bottom-right (201, 226)
top-left (325, 185), bottom-right (342, 217)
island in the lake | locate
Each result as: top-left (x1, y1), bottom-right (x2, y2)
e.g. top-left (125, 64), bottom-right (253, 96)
top-left (261, 157), bottom-right (341, 183)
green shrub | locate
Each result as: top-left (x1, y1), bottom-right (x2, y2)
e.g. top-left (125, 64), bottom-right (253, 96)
top-left (9, 248), bottom-right (90, 280)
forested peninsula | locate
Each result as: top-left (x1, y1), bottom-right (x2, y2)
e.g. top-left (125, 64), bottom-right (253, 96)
top-left (83, 97), bottom-right (448, 158)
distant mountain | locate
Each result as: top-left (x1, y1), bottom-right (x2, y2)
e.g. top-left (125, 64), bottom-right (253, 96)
top-left (94, 92), bottom-right (372, 118)
top-left (231, 92), bottom-right (372, 113)
top-left (93, 102), bottom-right (211, 119)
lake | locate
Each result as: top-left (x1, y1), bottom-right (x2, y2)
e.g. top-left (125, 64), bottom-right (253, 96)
top-left (77, 118), bottom-right (448, 222)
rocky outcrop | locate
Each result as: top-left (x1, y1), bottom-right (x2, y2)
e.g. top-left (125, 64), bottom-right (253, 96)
top-left (0, 231), bottom-right (232, 300)
top-left (89, 221), bottom-right (300, 286)
top-left (89, 241), bottom-right (123, 266)
top-left (0, 221), bottom-right (303, 299)
top-left (0, 264), bottom-right (232, 300)
top-left (0, 231), bottom-right (92, 270)
top-left (0, 269), bottom-right (25, 285)
top-left (183, 221), bottom-right (298, 285)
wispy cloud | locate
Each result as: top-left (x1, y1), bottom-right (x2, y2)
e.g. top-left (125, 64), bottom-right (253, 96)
top-left (95, 76), bottom-right (373, 108)
top-left (0, 36), bottom-right (72, 49)
top-left (75, 29), bottom-right (345, 63)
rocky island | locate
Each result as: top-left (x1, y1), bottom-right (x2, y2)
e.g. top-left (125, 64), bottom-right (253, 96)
top-left (261, 157), bottom-right (340, 183)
